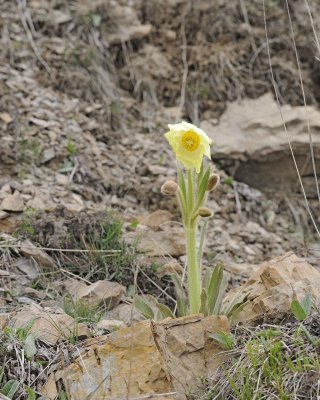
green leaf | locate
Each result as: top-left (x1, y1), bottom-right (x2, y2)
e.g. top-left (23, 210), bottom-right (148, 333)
top-left (198, 162), bottom-right (204, 182)
top-left (214, 272), bottom-right (228, 315)
top-left (301, 294), bottom-right (312, 317)
top-left (176, 297), bottom-right (187, 317)
top-left (133, 296), bottom-right (154, 320)
top-left (171, 273), bottom-right (187, 317)
top-left (202, 270), bottom-right (212, 292)
top-left (17, 319), bottom-right (36, 342)
top-left (226, 301), bottom-right (247, 324)
top-left (58, 390), bottom-right (68, 400)
top-left (208, 332), bottom-right (234, 350)
top-left (178, 169), bottom-right (187, 201)
top-left (256, 329), bottom-right (282, 339)
top-left (207, 264), bottom-right (224, 315)
top-left (24, 333), bottom-right (37, 358)
top-left (187, 169), bottom-right (194, 211)
top-left (1, 380), bottom-right (20, 398)
top-left (291, 299), bottom-right (307, 321)
top-left (195, 166), bottom-right (210, 209)
top-left (0, 366), bottom-right (4, 386)
top-left (26, 386), bottom-right (37, 400)
top-left (199, 288), bottom-right (207, 315)
top-left (155, 302), bottom-right (174, 319)
top-left (91, 14), bottom-right (102, 28)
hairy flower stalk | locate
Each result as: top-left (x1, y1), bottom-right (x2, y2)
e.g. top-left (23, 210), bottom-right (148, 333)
top-left (165, 121), bottom-right (215, 314)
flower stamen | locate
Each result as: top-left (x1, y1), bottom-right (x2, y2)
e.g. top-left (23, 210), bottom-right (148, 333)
top-left (181, 130), bottom-right (200, 152)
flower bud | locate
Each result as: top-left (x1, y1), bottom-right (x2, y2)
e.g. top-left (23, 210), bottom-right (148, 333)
top-left (198, 207), bottom-right (213, 218)
top-left (161, 180), bottom-right (178, 196)
top-left (207, 173), bottom-right (220, 191)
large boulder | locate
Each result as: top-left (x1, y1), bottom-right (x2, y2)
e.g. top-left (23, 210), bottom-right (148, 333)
top-left (60, 315), bottom-right (229, 400)
top-left (223, 252), bottom-right (320, 325)
top-left (201, 93), bottom-right (320, 195)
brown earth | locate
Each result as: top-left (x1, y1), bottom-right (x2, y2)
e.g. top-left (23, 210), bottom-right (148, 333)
top-left (1, 0), bottom-right (319, 261)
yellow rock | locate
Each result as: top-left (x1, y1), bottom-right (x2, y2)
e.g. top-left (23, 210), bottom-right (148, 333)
top-left (62, 315), bottom-right (229, 399)
top-left (224, 252), bottom-right (320, 324)
top-left (62, 320), bottom-right (170, 399)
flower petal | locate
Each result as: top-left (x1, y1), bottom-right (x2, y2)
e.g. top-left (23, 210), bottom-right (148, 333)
top-left (165, 121), bottom-right (212, 173)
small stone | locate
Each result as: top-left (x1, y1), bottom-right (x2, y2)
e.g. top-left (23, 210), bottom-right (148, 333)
top-left (0, 112), bottom-right (13, 124)
top-left (16, 296), bottom-right (38, 305)
top-left (107, 303), bottom-right (144, 326)
top-left (127, 226), bottom-right (185, 257)
top-left (19, 239), bottom-right (57, 269)
top-left (164, 29), bottom-right (177, 41)
top-left (148, 165), bottom-right (167, 175)
top-left (0, 313), bottom-right (9, 329)
top-left (27, 197), bottom-right (46, 210)
top-left (244, 245), bottom-right (256, 256)
top-left (55, 173), bottom-right (69, 185)
top-left (0, 191), bottom-right (24, 212)
top-left (41, 148), bottom-right (55, 164)
top-left (0, 184), bottom-right (11, 193)
top-left (13, 304), bottom-right (90, 344)
top-left (96, 319), bottom-right (125, 332)
top-left (24, 287), bottom-right (47, 300)
top-left (0, 211), bottom-right (9, 220)
top-left (156, 259), bottom-right (183, 278)
top-left (72, 280), bottom-right (126, 309)
top-left (139, 210), bottom-right (173, 227)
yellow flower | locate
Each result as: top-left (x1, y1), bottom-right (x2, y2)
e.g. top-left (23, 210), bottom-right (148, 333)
top-left (165, 121), bottom-right (212, 173)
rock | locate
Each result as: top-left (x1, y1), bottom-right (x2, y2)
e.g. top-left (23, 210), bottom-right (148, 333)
top-left (164, 29), bottom-right (177, 41)
top-left (132, 44), bottom-right (173, 81)
top-left (96, 319), bottom-right (125, 332)
top-left (62, 315), bottom-right (229, 400)
top-left (24, 287), bottom-right (47, 300)
top-left (128, 225), bottom-right (185, 257)
top-left (155, 259), bottom-right (183, 278)
top-left (52, 9), bottom-right (72, 25)
top-left (41, 148), bottom-right (55, 164)
top-left (16, 296), bottom-right (38, 305)
top-left (18, 239), bottom-right (57, 269)
top-left (0, 269), bottom-right (10, 277)
top-left (0, 112), bottom-right (13, 124)
top-left (12, 304), bottom-right (90, 345)
top-left (61, 320), bottom-right (170, 399)
top-left (139, 210), bottom-right (173, 227)
top-left (107, 24), bottom-right (153, 45)
top-left (106, 303), bottom-right (144, 326)
top-left (0, 191), bottom-right (24, 212)
top-left (0, 184), bottom-right (11, 194)
top-left (148, 165), bottom-right (168, 175)
top-left (41, 374), bottom-right (58, 400)
top-left (0, 313), bottom-right (9, 329)
top-left (223, 256), bottom-right (261, 280)
top-left (26, 196), bottom-right (47, 210)
top-left (0, 211), bottom-right (9, 220)
top-left (223, 252), bottom-right (320, 324)
top-left (13, 258), bottom-right (40, 283)
top-left (152, 315), bottom-right (230, 399)
top-left (55, 173), bottom-right (69, 186)
top-left (0, 214), bottom-right (21, 232)
top-left (70, 280), bottom-right (126, 309)
top-left (201, 93), bottom-right (320, 193)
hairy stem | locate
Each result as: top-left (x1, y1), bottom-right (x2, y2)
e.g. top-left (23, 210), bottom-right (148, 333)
top-left (186, 227), bottom-right (200, 314)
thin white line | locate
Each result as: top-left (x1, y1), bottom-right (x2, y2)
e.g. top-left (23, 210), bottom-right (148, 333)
top-left (284, 0), bottom-right (320, 209)
top-left (262, 0), bottom-right (320, 238)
